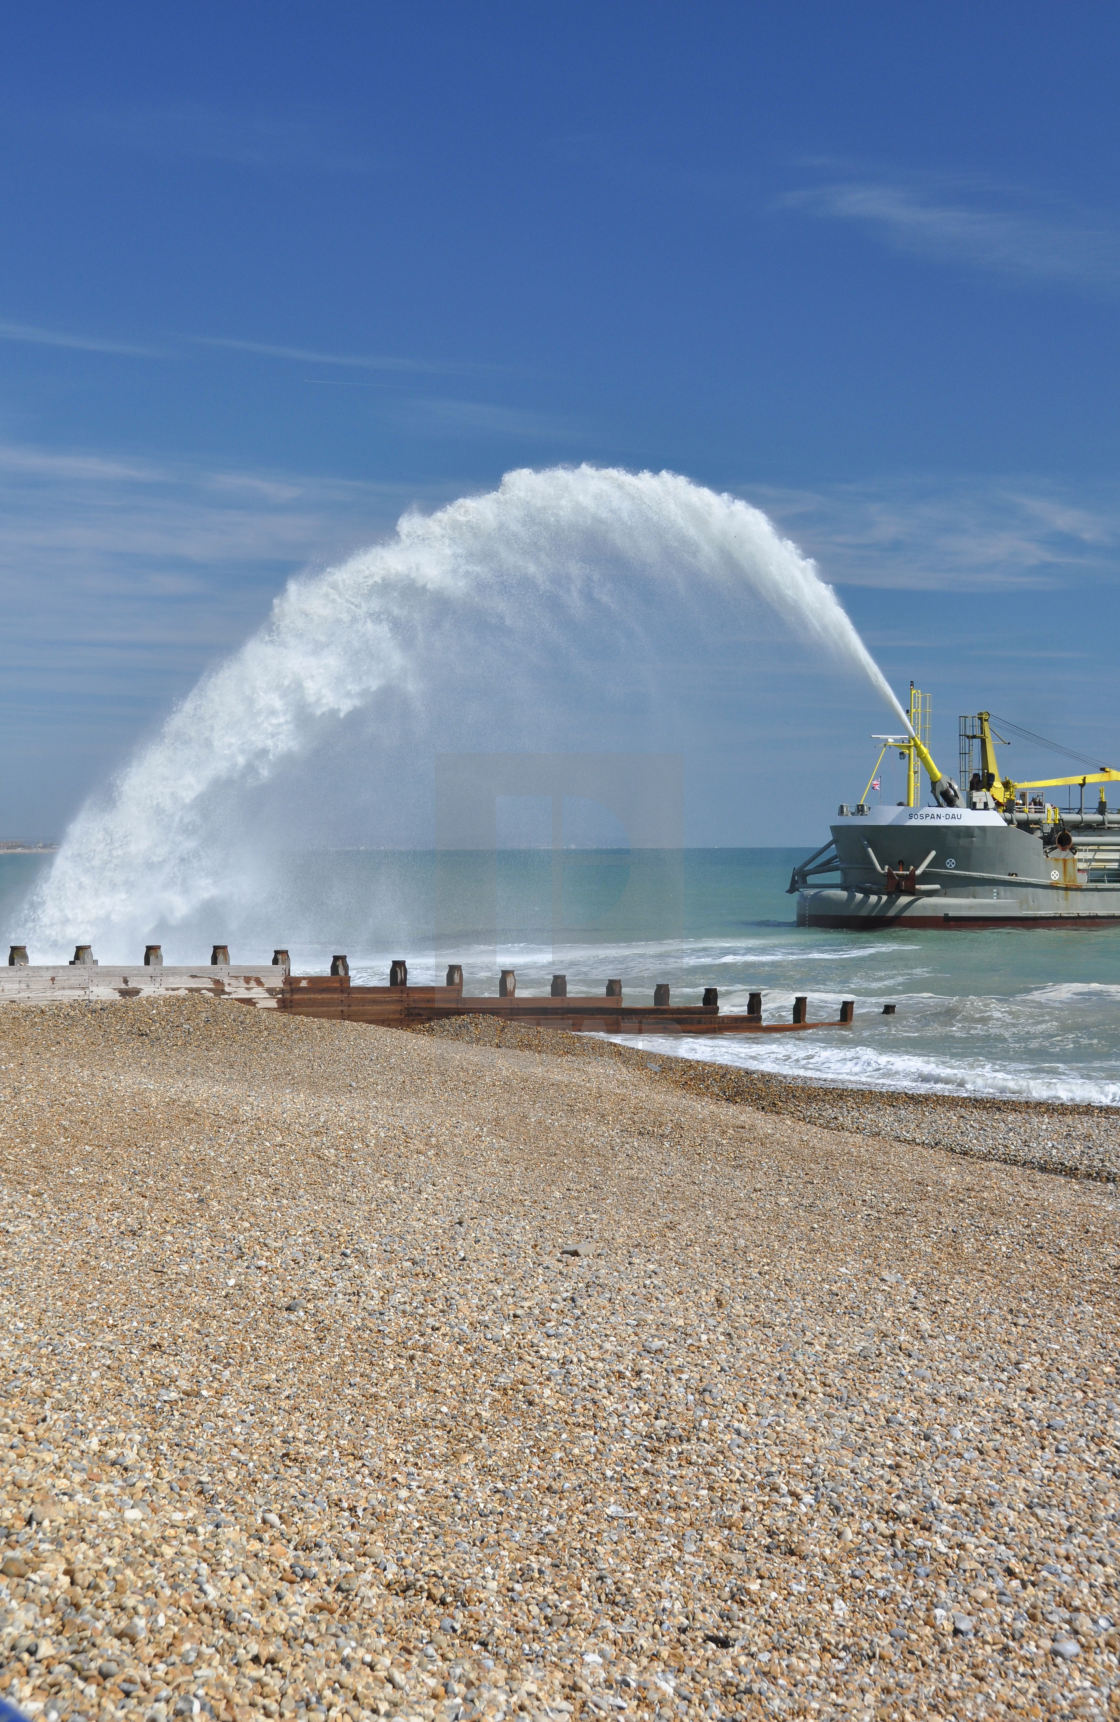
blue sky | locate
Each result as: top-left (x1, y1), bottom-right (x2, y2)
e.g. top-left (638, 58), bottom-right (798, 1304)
top-left (4, 1), bottom-right (1120, 840)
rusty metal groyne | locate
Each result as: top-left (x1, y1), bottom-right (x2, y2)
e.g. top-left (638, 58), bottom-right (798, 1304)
top-left (1, 946), bottom-right (857, 1034)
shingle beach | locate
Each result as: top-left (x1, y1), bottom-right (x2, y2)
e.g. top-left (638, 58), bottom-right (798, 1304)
top-left (1, 997), bottom-right (1118, 1721)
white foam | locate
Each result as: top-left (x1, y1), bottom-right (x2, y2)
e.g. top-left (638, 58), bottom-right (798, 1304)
top-left (1022, 981), bottom-right (1120, 1004)
top-left (618, 1033), bottom-right (1120, 1106)
top-left (709, 943), bottom-right (911, 963)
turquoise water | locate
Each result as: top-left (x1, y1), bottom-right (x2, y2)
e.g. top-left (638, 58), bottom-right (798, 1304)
top-left (4, 848), bottom-right (1119, 1104)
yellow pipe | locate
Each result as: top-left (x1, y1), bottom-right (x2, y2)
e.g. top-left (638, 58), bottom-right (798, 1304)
top-left (911, 733), bottom-right (946, 792)
top-left (887, 681), bottom-right (958, 804)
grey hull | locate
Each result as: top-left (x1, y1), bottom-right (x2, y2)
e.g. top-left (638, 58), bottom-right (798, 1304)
top-left (794, 805), bottom-right (1120, 928)
top-left (797, 887), bottom-right (1120, 929)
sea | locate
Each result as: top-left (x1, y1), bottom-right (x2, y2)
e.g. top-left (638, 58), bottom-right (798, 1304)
top-left (3, 846), bottom-right (1119, 1107)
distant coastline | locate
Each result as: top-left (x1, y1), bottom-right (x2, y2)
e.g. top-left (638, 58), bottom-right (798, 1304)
top-left (0, 842), bottom-right (57, 854)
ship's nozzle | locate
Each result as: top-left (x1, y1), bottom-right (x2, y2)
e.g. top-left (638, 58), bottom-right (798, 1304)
top-left (886, 681), bottom-right (960, 805)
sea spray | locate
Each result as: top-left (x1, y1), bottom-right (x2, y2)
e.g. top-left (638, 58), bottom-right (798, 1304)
top-left (25, 464), bottom-right (906, 954)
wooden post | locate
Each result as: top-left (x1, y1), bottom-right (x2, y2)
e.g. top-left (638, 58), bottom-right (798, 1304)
top-left (747, 991), bottom-right (762, 1016)
top-left (702, 986), bottom-right (718, 1009)
top-left (605, 978), bottom-right (622, 997)
top-left (211, 945), bottom-right (229, 966)
top-left (70, 945), bottom-right (96, 966)
top-left (882, 1002), bottom-right (897, 1015)
top-left (144, 945), bottom-right (163, 967)
top-left (499, 969), bottom-right (516, 997)
top-left (551, 974), bottom-right (567, 997)
top-left (654, 983), bottom-right (670, 1007)
top-left (331, 954), bottom-right (350, 977)
top-left (7, 945), bottom-right (28, 966)
top-left (792, 996), bottom-right (807, 1024)
top-left (445, 965), bottom-right (463, 988)
top-left (839, 999), bottom-right (855, 1024)
top-left (272, 949), bottom-right (290, 968)
top-left (389, 959), bottom-right (408, 987)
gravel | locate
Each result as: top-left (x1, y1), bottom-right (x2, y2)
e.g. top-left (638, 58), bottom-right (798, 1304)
top-left (427, 1015), bottom-right (1120, 1185)
top-left (1, 995), bottom-right (1118, 1721)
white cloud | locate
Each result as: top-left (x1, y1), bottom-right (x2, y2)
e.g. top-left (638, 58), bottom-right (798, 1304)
top-left (190, 336), bottom-right (489, 377)
top-left (0, 443), bottom-right (165, 482)
top-left (398, 397), bottom-right (578, 439)
top-left (751, 475), bottom-right (1120, 592)
top-left (0, 319), bottom-right (164, 358)
top-left (0, 317), bottom-right (490, 380)
top-left (783, 175), bottom-right (1120, 292)
top-left (0, 443), bottom-right (462, 701)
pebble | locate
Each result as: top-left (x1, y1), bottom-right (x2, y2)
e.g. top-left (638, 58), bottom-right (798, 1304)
top-left (430, 1015), bottom-right (1120, 1182)
top-left (0, 994), bottom-right (1117, 1721)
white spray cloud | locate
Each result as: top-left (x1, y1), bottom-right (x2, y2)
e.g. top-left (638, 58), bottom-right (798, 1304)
top-left (25, 464), bottom-right (906, 954)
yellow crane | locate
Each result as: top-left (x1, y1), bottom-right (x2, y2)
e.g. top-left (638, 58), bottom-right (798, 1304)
top-left (970, 712), bottom-right (1120, 810)
top-left (857, 694), bottom-right (1116, 814)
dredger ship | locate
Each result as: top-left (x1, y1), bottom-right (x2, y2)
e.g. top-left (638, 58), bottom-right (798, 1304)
top-left (791, 686), bottom-right (1120, 928)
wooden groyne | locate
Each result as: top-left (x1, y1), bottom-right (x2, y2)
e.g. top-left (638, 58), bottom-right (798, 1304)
top-left (279, 962), bottom-right (855, 1036)
top-left (1, 947), bottom-right (858, 1034)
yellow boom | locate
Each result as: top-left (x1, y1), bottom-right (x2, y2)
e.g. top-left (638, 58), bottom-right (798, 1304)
top-left (1006, 770), bottom-right (1120, 793)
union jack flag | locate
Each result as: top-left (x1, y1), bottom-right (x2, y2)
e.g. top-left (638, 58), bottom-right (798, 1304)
top-left (871, 777), bottom-right (881, 791)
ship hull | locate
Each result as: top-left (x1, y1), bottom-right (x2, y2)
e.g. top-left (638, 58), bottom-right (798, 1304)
top-left (794, 805), bottom-right (1120, 929)
top-left (797, 889), bottom-right (1120, 930)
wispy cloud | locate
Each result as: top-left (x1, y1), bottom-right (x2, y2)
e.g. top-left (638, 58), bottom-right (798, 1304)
top-left (0, 318), bottom-right (164, 358)
top-left (0, 444), bottom-right (165, 483)
top-left (783, 173), bottom-right (1120, 292)
top-left (0, 317), bottom-right (492, 378)
top-left (754, 475), bottom-right (1120, 591)
top-left (190, 336), bottom-right (489, 377)
top-left (0, 440), bottom-right (476, 825)
top-left (0, 441), bottom-right (461, 705)
top-left (397, 397), bottom-right (578, 440)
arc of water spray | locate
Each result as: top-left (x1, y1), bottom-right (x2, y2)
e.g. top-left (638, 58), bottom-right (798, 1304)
top-left (25, 464), bottom-right (911, 953)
